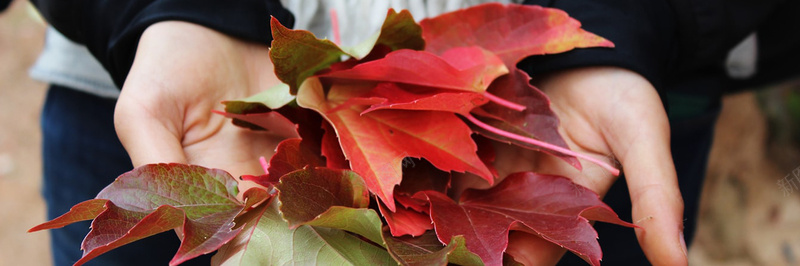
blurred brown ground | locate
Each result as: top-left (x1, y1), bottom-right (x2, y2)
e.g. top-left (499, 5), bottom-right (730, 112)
top-left (1, 1), bottom-right (799, 265)
top-left (0, 1), bottom-right (48, 266)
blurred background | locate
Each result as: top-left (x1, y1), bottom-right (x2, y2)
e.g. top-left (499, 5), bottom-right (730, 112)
top-left (1, 1), bottom-right (799, 265)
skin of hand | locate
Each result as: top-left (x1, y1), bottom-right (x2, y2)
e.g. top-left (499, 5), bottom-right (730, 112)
top-left (114, 21), bottom-right (284, 195)
top-left (493, 67), bottom-right (688, 265)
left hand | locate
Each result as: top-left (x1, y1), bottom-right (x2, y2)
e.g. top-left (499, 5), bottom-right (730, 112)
top-left (476, 67), bottom-right (687, 265)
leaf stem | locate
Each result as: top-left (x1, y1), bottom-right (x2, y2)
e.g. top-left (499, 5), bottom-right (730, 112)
top-left (483, 92), bottom-right (526, 111)
top-left (330, 9), bottom-right (341, 45)
top-left (463, 113), bottom-right (620, 176)
top-left (259, 156), bottom-right (270, 175)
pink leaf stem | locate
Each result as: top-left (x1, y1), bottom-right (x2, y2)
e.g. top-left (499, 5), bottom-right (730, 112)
top-left (259, 156), bottom-right (270, 175)
top-left (483, 92), bottom-right (526, 111)
top-left (463, 113), bottom-right (620, 176)
top-left (330, 9), bottom-right (341, 45)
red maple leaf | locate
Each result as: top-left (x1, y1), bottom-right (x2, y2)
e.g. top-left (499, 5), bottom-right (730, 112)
top-left (298, 78), bottom-right (493, 211)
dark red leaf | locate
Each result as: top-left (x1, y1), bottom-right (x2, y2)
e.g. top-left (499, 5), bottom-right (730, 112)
top-left (420, 172), bottom-right (634, 266)
top-left (267, 138), bottom-right (325, 180)
top-left (474, 135), bottom-right (500, 178)
top-left (321, 120), bottom-right (350, 169)
top-left (396, 158), bottom-right (451, 196)
top-left (472, 69), bottom-right (580, 168)
top-left (79, 203), bottom-right (187, 266)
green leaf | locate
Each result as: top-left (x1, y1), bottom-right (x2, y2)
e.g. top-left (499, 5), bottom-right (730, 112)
top-left (212, 201), bottom-right (395, 265)
top-left (210, 199), bottom-right (272, 266)
top-left (342, 9), bottom-right (425, 59)
top-left (383, 230), bottom-right (483, 266)
top-left (222, 83), bottom-right (295, 112)
top-left (446, 236), bottom-right (485, 266)
top-left (269, 17), bottom-right (347, 94)
top-left (305, 206), bottom-right (385, 246)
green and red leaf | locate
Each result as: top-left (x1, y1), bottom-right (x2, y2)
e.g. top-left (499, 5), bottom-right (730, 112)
top-left (81, 203), bottom-right (188, 265)
top-left (269, 17), bottom-right (348, 94)
top-left (218, 165), bottom-right (387, 264)
top-left (383, 231), bottom-right (483, 266)
top-left (31, 164), bottom-right (269, 266)
top-left (212, 200), bottom-right (394, 265)
top-left (276, 167), bottom-right (370, 227)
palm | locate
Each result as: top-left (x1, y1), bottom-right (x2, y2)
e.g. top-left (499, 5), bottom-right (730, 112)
top-left (114, 21), bottom-right (284, 178)
top-left (499, 67), bottom-right (687, 265)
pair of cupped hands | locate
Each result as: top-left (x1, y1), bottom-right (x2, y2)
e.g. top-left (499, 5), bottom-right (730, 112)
top-left (115, 21), bottom-right (687, 265)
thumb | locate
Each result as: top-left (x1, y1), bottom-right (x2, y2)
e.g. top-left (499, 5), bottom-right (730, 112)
top-left (114, 86), bottom-right (188, 167)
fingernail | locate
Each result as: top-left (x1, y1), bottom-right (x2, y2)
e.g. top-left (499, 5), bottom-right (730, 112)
top-left (679, 231), bottom-right (688, 257)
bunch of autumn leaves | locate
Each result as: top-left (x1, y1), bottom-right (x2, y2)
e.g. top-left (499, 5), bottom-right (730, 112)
top-left (224, 3), bottom-right (630, 265)
top-left (31, 4), bottom-right (634, 266)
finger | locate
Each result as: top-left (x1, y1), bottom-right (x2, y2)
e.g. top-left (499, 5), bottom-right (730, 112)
top-left (608, 107), bottom-right (687, 265)
top-left (505, 231), bottom-right (566, 265)
top-left (618, 139), bottom-right (686, 265)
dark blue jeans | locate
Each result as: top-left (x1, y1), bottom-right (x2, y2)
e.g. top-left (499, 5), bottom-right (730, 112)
top-left (41, 85), bottom-right (210, 266)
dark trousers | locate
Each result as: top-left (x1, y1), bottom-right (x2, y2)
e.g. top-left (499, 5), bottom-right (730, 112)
top-left (41, 85), bottom-right (210, 266)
